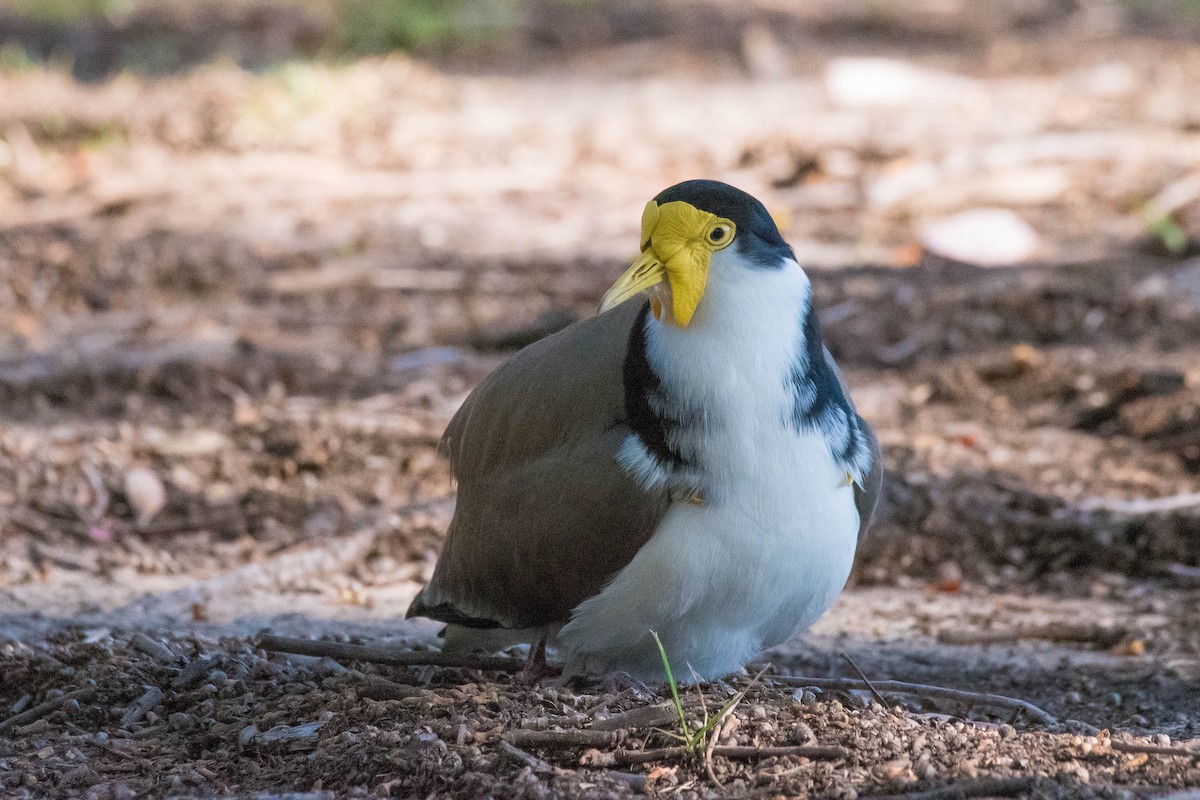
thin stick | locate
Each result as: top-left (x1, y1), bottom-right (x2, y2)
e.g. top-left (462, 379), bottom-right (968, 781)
top-left (120, 686), bottom-right (164, 729)
top-left (499, 736), bottom-right (646, 790)
top-left (705, 664), bottom-right (770, 787)
top-left (1166, 562), bottom-right (1200, 587)
top-left (258, 634), bottom-right (525, 672)
top-left (499, 739), bottom-right (557, 773)
top-left (864, 775), bottom-right (1037, 800)
top-left (582, 686), bottom-right (638, 717)
top-left (841, 653), bottom-right (889, 707)
top-left (937, 622), bottom-right (1126, 648)
top-left (0, 688), bottom-right (97, 735)
top-left (592, 702), bottom-right (695, 732)
top-left (767, 675), bottom-right (1057, 726)
top-left (597, 744), bottom-right (849, 766)
top-left (1110, 739), bottom-right (1200, 758)
top-left (1077, 491), bottom-right (1200, 515)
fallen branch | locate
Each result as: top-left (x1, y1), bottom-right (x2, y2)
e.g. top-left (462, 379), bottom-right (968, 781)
top-left (865, 775), bottom-right (1037, 800)
top-left (0, 687), bottom-right (97, 735)
top-left (258, 634), bottom-right (525, 672)
top-left (767, 675), bottom-right (1057, 726)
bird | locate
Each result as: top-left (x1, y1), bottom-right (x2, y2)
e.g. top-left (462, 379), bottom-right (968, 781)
top-left (407, 179), bottom-right (881, 682)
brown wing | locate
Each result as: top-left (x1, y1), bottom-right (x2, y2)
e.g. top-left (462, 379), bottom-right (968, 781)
top-left (823, 346), bottom-right (883, 541)
top-left (407, 301), bottom-right (669, 630)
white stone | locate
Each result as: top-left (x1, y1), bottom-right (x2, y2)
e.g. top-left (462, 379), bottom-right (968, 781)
top-left (920, 208), bottom-right (1040, 266)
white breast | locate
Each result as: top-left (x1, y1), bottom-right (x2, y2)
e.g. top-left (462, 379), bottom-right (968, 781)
top-left (558, 256), bottom-right (861, 681)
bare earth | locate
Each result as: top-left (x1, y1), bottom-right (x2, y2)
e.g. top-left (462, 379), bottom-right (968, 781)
top-left (1, 2), bottom-right (1199, 797)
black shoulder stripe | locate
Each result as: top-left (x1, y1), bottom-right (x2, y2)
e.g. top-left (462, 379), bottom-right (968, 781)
top-left (786, 293), bottom-right (874, 477)
top-left (623, 302), bottom-right (689, 469)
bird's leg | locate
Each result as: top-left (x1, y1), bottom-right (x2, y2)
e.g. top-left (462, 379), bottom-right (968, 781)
top-left (601, 670), bottom-right (655, 702)
top-left (519, 631), bottom-right (562, 684)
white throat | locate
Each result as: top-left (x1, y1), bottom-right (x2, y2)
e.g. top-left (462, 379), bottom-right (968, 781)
top-left (620, 252), bottom-right (816, 500)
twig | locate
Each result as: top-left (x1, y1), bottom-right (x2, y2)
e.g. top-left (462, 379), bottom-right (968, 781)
top-left (705, 664), bottom-right (770, 787)
top-left (171, 656), bottom-right (217, 690)
top-left (1077, 491), bottom-right (1200, 515)
top-left (841, 653), bottom-right (889, 707)
top-left (583, 686), bottom-right (638, 717)
top-left (767, 675), bottom-right (1057, 726)
top-left (1110, 739), bottom-right (1200, 758)
top-left (258, 634), bottom-right (525, 672)
top-left (592, 702), bottom-right (695, 732)
top-left (864, 775), bottom-right (1037, 800)
top-left (129, 632), bottom-right (176, 663)
top-left (500, 739), bottom-right (646, 791)
top-left (358, 676), bottom-right (427, 701)
top-left (505, 729), bottom-right (620, 748)
top-left (496, 738), bottom-right (556, 777)
top-left (936, 622), bottom-right (1127, 648)
top-left (1166, 563), bottom-right (1200, 587)
top-left (0, 688), bottom-right (97, 735)
top-left (705, 703), bottom-right (736, 786)
top-left (589, 744), bottom-right (849, 766)
top-left (605, 771), bottom-right (648, 791)
top-left (120, 686), bottom-right (164, 729)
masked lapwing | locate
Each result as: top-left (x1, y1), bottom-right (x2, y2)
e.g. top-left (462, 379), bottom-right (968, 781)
top-left (407, 179), bottom-right (881, 681)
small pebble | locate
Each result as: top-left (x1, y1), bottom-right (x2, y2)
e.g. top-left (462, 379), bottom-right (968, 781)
top-left (239, 725), bottom-right (259, 747)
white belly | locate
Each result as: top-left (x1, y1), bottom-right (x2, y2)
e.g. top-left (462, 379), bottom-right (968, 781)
top-left (557, 431), bottom-right (860, 682)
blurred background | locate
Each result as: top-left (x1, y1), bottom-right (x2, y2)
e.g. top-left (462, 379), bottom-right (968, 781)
top-left (2, 0), bottom-right (1200, 794)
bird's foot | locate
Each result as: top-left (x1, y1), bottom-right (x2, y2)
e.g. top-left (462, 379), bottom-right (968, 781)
top-left (601, 670), bottom-right (656, 702)
top-left (518, 635), bottom-right (562, 685)
top-left (556, 669), bottom-right (655, 700)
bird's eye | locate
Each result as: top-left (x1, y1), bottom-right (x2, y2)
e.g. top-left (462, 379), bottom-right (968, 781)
top-left (707, 223), bottom-right (733, 246)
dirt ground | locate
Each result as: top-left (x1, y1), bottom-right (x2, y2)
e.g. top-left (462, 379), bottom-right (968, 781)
top-left (2, 1), bottom-right (1200, 798)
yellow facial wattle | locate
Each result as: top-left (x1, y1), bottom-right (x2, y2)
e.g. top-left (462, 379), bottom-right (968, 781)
top-left (598, 200), bottom-right (736, 327)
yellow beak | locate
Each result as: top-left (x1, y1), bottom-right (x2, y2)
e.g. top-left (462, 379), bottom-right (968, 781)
top-left (598, 249), bottom-right (666, 319)
top-left (598, 200), bottom-right (728, 327)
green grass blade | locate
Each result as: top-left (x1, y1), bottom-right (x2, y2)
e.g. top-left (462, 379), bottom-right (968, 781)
top-left (650, 630), bottom-right (689, 740)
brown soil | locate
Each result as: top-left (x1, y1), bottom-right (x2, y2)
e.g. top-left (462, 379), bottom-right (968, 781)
top-left (1, 2), bottom-right (1199, 798)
